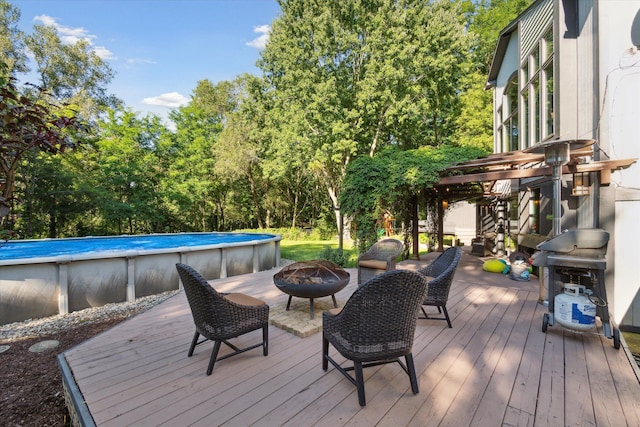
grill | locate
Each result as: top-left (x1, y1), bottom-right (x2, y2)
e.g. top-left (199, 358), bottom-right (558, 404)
top-left (533, 228), bottom-right (620, 348)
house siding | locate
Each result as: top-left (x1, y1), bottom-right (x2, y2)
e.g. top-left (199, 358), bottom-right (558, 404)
top-left (489, 0), bottom-right (640, 327)
top-left (596, 1), bottom-right (640, 327)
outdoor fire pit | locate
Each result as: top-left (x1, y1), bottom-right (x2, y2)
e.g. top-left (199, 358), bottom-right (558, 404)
top-left (273, 260), bottom-right (350, 319)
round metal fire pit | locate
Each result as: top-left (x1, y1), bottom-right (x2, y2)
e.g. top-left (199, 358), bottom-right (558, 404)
top-left (273, 260), bottom-right (350, 319)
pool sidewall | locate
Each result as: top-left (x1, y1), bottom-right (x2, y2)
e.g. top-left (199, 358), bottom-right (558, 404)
top-left (0, 233), bottom-right (281, 325)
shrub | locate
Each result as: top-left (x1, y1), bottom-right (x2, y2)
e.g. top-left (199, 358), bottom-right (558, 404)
top-left (317, 245), bottom-right (348, 267)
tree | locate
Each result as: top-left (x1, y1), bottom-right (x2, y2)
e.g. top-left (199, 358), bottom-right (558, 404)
top-left (24, 24), bottom-right (117, 118)
top-left (340, 144), bottom-right (487, 254)
top-left (453, 0), bottom-right (533, 151)
top-left (0, 62), bottom-right (87, 232)
top-left (2, 2), bottom-right (119, 237)
top-left (208, 75), bottom-right (269, 229)
top-left (163, 90), bottom-right (225, 231)
top-left (259, 0), bottom-right (471, 247)
top-left (0, 0), bottom-right (27, 76)
top-left (86, 109), bottom-right (168, 234)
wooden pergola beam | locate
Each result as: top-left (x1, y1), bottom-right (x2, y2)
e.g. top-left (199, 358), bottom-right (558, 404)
top-left (438, 159), bottom-right (636, 185)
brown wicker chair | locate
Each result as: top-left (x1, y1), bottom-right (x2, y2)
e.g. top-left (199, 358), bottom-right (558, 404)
top-left (176, 263), bottom-right (269, 375)
top-left (357, 238), bottom-right (403, 285)
top-left (416, 247), bottom-right (462, 328)
top-left (322, 269), bottom-right (429, 406)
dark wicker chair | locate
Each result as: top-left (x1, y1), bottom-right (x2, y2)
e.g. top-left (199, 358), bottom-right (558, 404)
top-left (322, 269), bottom-right (429, 406)
top-left (176, 263), bottom-right (269, 375)
top-left (416, 247), bottom-right (462, 328)
top-left (357, 238), bottom-right (404, 285)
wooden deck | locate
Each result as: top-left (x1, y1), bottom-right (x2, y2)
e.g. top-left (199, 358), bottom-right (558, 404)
top-left (60, 250), bottom-right (640, 426)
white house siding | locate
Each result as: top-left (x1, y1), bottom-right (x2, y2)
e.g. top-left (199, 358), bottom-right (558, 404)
top-left (597, 1), bottom-right (640, 326)
top-left (442, 202), bottom-right (476, 246)
top-left (488, 0), bottom-right (640, 327)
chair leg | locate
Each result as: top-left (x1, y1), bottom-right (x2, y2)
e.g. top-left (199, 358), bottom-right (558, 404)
top-left (442, 306), bottom-right (452, 328)
top-left (188, 331), bottom-right (199, 357)
top-left (405, 354), bottom-right (419, 394)
top-left (420, 305), bottom-right (452, 328)
top-left (206, 341), bottom-right (222, 376)
top-left (262, 324), bottom-right (269, 356)
top-left (322, 337), bottom-right (329, 370)
top-left (354, 361), bottom-right (366, 406)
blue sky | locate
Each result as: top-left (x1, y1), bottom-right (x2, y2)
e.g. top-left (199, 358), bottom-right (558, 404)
top-left (12, 0), bottom-right (281, 121)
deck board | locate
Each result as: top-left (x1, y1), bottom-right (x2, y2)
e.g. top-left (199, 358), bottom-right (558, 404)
top-left (60, 250), bottom-right (640, 426)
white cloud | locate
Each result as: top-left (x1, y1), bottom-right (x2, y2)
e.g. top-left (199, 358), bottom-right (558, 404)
top-left (33, 15), bottom-right (115, 60)
top-left (126, 58), bottom-right (156, 66)
top-left (245, 24), bottom-right (270, 49)
top-left (142, 92), bottom-right (190, 108)
top-left (93, 46), bottom-right (117, 60)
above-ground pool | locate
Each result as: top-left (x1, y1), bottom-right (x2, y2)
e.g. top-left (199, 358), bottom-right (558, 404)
top-left (0, 232), bottom-right (281, 325)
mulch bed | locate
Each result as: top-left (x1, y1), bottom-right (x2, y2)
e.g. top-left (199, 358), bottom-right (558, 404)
top-left (0, 318), bottom-right (128, 427)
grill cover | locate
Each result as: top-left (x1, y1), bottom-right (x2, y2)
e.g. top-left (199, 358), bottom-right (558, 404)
top-left (532, 229), bottom-right (609, 268)
top-left (536, 229), bottom-right (609, 256)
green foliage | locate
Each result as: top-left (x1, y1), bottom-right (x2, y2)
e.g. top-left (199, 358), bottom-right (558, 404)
top-left (260, 0), bottom-right (474, 237)
top-left (317, 246), bottom-right (349, 267)
top-left (23, 23), bottom-right (116, 118)
top-left (279, 238), bottom-right (358, 267)
top-left (2, 1), bottom-right (534, 239)
top-left (0, 60), bottom-right (88, 231)
top-left (341, 144), bottom-right (487, 251)
top-left (453, 0), bottom-right (533, 151)
top-left (0, 0), bottom-right (27, 76)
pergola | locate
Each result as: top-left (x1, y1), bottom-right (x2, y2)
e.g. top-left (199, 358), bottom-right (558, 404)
top-left (428, 141), bottom-right (636, 255)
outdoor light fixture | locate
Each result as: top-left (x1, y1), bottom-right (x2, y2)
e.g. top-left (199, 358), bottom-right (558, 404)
top-left (572, 171), bottom-right (591, 196)
top-left (442, 199), bottom-right (449, 210)
top-left (482, 181), bottom-right (494, 196)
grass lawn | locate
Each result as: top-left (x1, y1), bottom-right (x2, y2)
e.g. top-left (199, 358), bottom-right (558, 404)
top-left (279, 239), bottom-right (360, 267)
top-left (278, 235), bottom-right (424, 268)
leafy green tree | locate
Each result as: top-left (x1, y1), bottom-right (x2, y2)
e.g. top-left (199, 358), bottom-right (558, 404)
top-left (341, 145), bottom-right (487, 253)
top-left (0, 62), bottom-right (87, 233)
top-left (24, 24), bottom-right (117, 118)
top-left (454, 0), bottom-right (532, 151)
top-left (209, 75), bottom-right (269, 228)
top-left (2, 2), bottom-right (120, 237)
top-left (67, 109), bottom-right (169, 235)
top-left (259, 0), bottom-right (471, 246)
top-left (163, 94), bottom-right (224, 231)
top-left (0, 0), bottom-right (27, 76)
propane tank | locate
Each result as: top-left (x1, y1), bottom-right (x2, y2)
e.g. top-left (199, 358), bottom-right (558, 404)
top-left (554, 284), bottom-right (596, 331)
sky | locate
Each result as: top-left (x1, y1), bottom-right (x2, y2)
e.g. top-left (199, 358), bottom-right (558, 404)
top-left (11, 0), bottom-right (282, 121)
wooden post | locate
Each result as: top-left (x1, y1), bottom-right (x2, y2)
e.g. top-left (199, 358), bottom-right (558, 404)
top-left (412, 195), bottom-right (420, 259)
top-left (437, 198), bottom-right (444, 252)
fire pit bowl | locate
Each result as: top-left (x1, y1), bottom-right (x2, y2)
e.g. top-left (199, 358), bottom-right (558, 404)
top-left (273, 260), bottom-right (350, 319)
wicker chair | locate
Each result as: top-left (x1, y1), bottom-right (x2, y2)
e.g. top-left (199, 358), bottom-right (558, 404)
top-left (322, 269), bottom-right (429, 406)
top-left (176, 263), bottom-right (269, 376)
top-left (357, 238), bottom-right (404, 285)
top-left (416, 247), bottom-right (462, 328)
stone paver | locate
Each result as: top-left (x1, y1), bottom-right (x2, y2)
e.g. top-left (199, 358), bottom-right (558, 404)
top-left (269, 297), bottom-right (346, 338)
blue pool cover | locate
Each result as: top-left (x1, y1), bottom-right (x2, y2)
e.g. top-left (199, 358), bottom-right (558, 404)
top-left (0, 233), bottom-right (275, 260)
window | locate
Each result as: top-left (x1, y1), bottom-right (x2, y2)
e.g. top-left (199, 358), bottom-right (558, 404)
top-left (521, 26), bottom-right (554, 146)
top-left (499, 77), bottom-right (519, 152)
